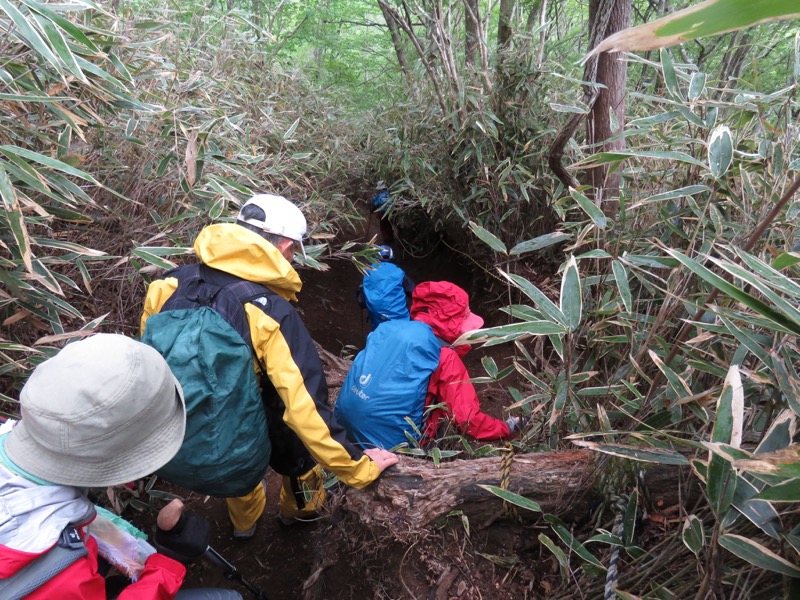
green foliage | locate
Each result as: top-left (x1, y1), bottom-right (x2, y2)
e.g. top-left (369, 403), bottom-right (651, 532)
top-left (0, 2), bottom-right (142, 386)
top-left (0, 0), bottom-right (798, 596)
top-left (0, 1), bottom-right (370, 392)
top-left (468, 32), bottom-right (800, 595)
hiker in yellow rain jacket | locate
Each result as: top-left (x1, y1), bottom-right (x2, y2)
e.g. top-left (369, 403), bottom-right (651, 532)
top-left (141, 194), bottom-right (397, 538)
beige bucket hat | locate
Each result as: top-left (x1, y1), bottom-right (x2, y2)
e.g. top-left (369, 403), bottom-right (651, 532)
top-left (5, 334), bottom-right (185, 487)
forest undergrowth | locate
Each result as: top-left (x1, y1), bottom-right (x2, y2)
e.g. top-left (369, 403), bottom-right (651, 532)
top-left (0, 0), bottom-right (798, 598)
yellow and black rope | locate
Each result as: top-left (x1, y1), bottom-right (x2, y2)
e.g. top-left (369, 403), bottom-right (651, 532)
top-left (499, 445), bottom-right (520, 521)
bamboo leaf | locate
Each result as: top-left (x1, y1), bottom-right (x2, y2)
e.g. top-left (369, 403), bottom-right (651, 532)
top-left (0, 146), bottom-right (100, 184)
top-left (771, 349), bottom-right (800, 416)
top-left (0, 166), bottom-right (33, 273)
top-left (755, 409), bottom-right (796, 455)
top-left (32, 12), bottom-right (86, 81)
top-left (663, 249), bottom-right (800, 335)
top-left (682, 515), bottom-right (705, 556)
top-left (459, 320), bottom-right (566, 346)
top-left (612, 260), bottom-right (632, 312)
top-left (735, 445), bottom-right (800, 479)
top-left (713, 365), bottom-right (744, 447)
top-left (571, 440), bottom-right (689, 465)
top-left (572, 150), bottom-right (707, 170)
top-left (707, 366), bottom-right (744, 518)
top-left (724, 475), bottom-right (782, 539)
top-left (0, 0), bottom-right (63, 75)
top-left (35, 238), bottom-right (107, 256)
top-left (469, 221), bottom-right (507, 254)
top-left (538, 534), bottom-right (569, 584)
top-left (648, 349), bottom-right (692, 404)
top-left (569, 188), bottom-right (608, 229)
top-left (771, 252), bottom-right (800, 271)
top-left (708, 125), bottom-right (734, 179)
top-left (283, 117), bottom-right (300, 140)
top-left (587, 0), bottom-right (800, 55)
top-left (549, 103), bottom-right (589, 114)
top-left (481, 357), bottom-right (499, 379)
top-left (717, 315), bottom-right (771, 367)
top-left (131, 249), bottom-right (178, 271)
top-left (718, 534), bottom-right (800, 578)
top-left (688, 71), bottom-right (707, 101)
top-left (755, 478), bottom-right (800, 502)
top-left (31, 258), bottom-right (63, 295)
top-left (660, 49), bottom-right (682, 101)
top-left (477, 485), bottom-right (542, 513)
top-left (498, 270), bottom-right (568, 327)
top-left (708, 253), bottom-right (800, 332)
top-left (544, 515), bottom-right (605, 569)
top-left (640, 185), bottom-right (710, 204)
top-left (509, 231), bottom-right (571, 255)
top-left (20, 0), bottom-right (100, 52)
top-left (560, 256), bottom-right (582, 331)
top-left (549, 333), bottom-right (564, 360)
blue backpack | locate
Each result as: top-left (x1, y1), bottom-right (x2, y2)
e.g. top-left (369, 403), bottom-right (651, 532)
top-left (362, 262), bottom-right (410, 329)
top-left (335, 320), bottom-right (441, 450)
top-left (141, 264), bottom-right (271, 497)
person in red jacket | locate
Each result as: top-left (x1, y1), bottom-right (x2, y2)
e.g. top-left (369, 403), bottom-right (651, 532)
top-left (0, 334), bottom-right (241, 600)
top-left (411, 281), bottom-right (525, 443)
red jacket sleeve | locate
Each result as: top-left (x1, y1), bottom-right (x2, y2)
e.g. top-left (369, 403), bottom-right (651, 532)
top-left (117, 553), bottom-right (186, 600)
top-left (423, 347), bottom-right (510, 441)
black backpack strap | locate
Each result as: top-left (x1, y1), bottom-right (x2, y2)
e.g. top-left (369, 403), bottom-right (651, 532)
top-left (198, 265), bottom-right (273, 307)
top-left (0, 526), bottom-right (87, 599)
top-left (160, 264), bottom-right (274, 348)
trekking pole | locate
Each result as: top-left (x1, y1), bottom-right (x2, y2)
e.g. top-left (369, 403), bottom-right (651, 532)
top-left (155, 500), bottom-right (269, 600)
top-left (203, 546), bottom-right (268, 600)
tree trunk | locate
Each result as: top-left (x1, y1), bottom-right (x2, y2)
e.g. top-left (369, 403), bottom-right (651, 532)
top-left (342, 450), bottom-right (698, 540)
top-left (586, 0), bottom-right (631, 219)
top-left (525, 0), bottom-right (544, 32)
top-left (379, 1), bottom-right (414, 88)
top-left (464, 0), bottom-right (479, 68)
top-left (496, 0), bottom-right (514, 51)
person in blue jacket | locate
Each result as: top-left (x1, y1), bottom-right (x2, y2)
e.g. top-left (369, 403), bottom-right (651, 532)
top-left (370, 181), bottom-right (394, 244)
top-left (357, 244), bottom-right (415, 330)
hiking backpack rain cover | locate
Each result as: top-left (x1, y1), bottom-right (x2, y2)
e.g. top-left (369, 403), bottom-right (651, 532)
top-left (141, 264), bottom-right (271, 497)
top-left (335, 320), bottom-right (440, 450)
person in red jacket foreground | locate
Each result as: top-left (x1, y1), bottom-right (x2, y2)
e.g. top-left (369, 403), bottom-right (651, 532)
top-left (0, 333), bottom-right (241, 600)
top-left (411, 281), bottom-right (525, 442)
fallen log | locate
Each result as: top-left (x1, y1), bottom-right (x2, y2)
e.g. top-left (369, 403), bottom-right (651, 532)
top-left (342, 449), bottom-right (698, 539)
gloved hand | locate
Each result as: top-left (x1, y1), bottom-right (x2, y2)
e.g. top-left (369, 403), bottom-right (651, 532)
top-left (505, 416), bottom-right (529, 435)
top-left (153, 499), bottom-right (211, 564)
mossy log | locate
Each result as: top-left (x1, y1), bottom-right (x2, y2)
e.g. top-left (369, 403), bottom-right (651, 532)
top-left (342, 449), bottom-right (698, 539)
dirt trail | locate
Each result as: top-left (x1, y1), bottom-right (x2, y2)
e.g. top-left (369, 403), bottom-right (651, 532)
top-left (145, 205), bottom-right (524, 599)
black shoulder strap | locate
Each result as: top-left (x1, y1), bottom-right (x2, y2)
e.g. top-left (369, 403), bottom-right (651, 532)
top-left (161, 264), bottom-right (274, 349)
top-left (0, 526), bottom-right (87, 599)
top-left (198, 264), bottom-right (272, 306)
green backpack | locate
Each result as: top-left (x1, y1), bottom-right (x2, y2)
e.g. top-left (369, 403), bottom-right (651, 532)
top-left (141, 264), bottom-right (271, 497)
